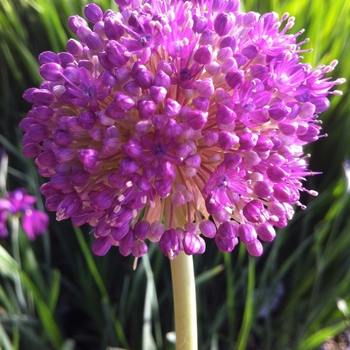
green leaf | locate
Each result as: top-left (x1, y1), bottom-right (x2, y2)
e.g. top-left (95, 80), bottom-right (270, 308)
top-left (0, 246), bottom-right (63, 349)
top-left (299, 322), bottom-right (349, 350)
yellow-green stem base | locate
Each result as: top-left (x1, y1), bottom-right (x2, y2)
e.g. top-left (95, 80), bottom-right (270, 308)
top-left (170, 251), bottom-right (198, 350)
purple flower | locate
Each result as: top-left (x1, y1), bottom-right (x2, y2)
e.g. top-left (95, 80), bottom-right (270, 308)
top-left (0, 188), bottom-right (49, 240)
top-left (21, 0), bottom-right (344, 258)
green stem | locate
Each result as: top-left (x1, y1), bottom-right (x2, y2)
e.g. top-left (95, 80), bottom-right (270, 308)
top-left (170, 252), bottom-right (198, 350)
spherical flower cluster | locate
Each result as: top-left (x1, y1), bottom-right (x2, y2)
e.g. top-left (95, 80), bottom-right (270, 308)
top-left (0, 188), bottom-right (49, 240)
top-left (21, 0), bottom-right (344, 258)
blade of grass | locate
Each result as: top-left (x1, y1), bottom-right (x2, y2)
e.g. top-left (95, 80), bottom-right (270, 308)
top-left (195, 264), bottom-right (224, 286)
top-left (74, 226), bottom-right (108, 299)
top-left (223, 253), bottom-right (235, 341)
top-left (30, 0), bottom-right (68, 52)
top-left (0, 245), bottom-right (63, 349)
top-left (101, 299), bottom-right (129, 349)
top-left (299, 321), bottom-right (349, 350)
top-left (143, 251), bottom-right (163, 349)
top-left (74, 226), bottom-right (129, 349)
top-left (0, 322), bottom-right (14, 350)
top-left (59, 339), bottom-right (76, 350)
top-left (142, 254), bottom-right (158, 350)
top-left (48, 270), bottom-right (61, 313)
top-left (0, 0), bottom-right (27, 40)
top-left (236, 256), bottom-right (255, 350)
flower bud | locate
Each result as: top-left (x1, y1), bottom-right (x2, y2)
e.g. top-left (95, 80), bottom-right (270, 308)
top-left (84, 3), bottom-right (103, 24)
top-left (246, 239), bottom-right (263, 256)
top-left (214, 13), bottom-right (234, 36)
top-left (92, 236), bottom-right (112, 256)
top-left (238, 223), bottom-right (257, 243)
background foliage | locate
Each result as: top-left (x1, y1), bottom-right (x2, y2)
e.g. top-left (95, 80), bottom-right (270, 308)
top-left (1, 0), bottom-right (350, 349)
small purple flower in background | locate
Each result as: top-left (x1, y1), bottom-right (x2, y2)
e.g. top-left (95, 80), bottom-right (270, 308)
top-left (21, 0), bottom-right (344, 258)
top-left (0, 188), bottom-right (49, 240)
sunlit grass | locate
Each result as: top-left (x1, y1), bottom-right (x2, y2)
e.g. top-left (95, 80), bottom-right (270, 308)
top-left (1, 0), bottom-right (350, 349)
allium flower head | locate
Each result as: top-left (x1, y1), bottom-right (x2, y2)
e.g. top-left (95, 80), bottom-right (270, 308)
top-left (0, 188), bottom-right (49, 240)
top-left (21, 0), bottom-right (344, 258)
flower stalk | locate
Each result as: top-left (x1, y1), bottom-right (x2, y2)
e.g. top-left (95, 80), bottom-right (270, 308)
top-left (170, 252), bottom-right (198, 350)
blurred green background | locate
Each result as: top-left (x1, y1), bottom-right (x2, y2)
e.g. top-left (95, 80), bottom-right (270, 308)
top-left (1, 0), bottom-right (350, 349)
